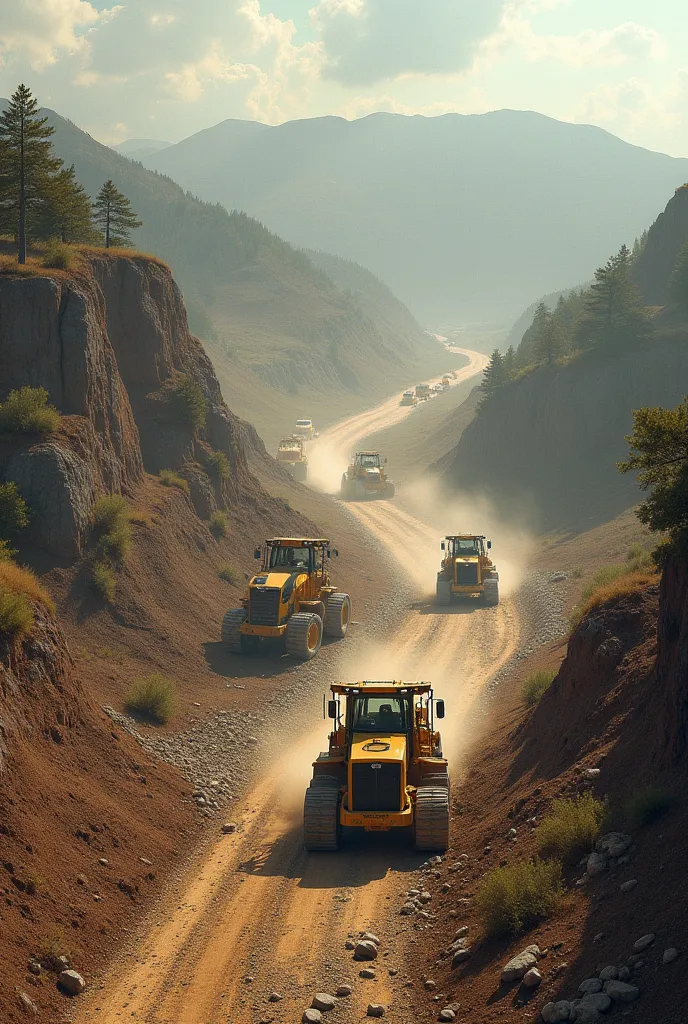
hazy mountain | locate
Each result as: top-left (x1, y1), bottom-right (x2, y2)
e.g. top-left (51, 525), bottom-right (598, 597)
top-left (112, 138), bottom-right (172, 161)
top-left (141, 110), bottom-right (688, 323)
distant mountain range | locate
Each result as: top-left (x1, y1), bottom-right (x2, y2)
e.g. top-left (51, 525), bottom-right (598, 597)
top-left (112, 138), bottom-right (172, 161)
top-left (135, 109), bottom-right (688, 323)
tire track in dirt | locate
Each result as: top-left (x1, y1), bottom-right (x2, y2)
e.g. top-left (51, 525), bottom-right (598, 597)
top-left (76, 349), bottom-right (510, 1024)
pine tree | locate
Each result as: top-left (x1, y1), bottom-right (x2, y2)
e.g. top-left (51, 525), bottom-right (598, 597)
top-left (669, 241), bottom-right (688, 316)
top-left (93, 180), bottom-right (141, 248)
top-left (578, 244), bottom-right (647, 348)
top-left (502, 345), bottom-right (516, 379)
top-left (479, 349), bottom-right (508, 409)
top-left (532, 303), bottom-right (564, 366)
top-left (0, 84), bottom-right (63, 263)
top-left (36, 164), bottom-right (100, 244)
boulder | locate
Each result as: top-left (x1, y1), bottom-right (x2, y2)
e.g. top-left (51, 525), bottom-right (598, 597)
top-left (578, 979), bottom-right (603, 995)
top-left (58, 970), bottom-right (86, 995)
top-left (501, 945), bottom-right (540, 983)
top-left (586, 851), bottom-right (607, 877)
top-left (354, 940), bottom-right (379, 961)
top-left (603, 980), bottom-right (639, 1002)
top-left (311, 994), bottom-right (336, 1012)
top-left (633, 933), bottom-right (655, 951)
top-left (663, 948), bottom-right (679, 964)
top-left (523, 968), bottom-right (542, 988)
top-left (336, 984), bottom-right (352, 997)
top-left (596, 833), bottom-right (632, 858)
top-left (579, 993), bottom-right (611, 1012)
top-left (541, 1000), bottom-right (574, 1022)
top-left (361, 932), bottom-right (380, 945)
top-left (367, 1005), bottom-right (385, 1018)
top-left (452, 948), bottom-right (472, 968)
top-left (303, 1011), bottom-right (322, 1024)
top-left (598, 966), bottom-right (617, 981)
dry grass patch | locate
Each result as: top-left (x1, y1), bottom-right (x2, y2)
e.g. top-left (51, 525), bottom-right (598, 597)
top-left (218, 563), bottom-right (241, 586)
top-left (159, 469), bottom-right (189, 493)
top-left (537, 793), bottom-right (605, 864)
top-left (0, 559), bottom-right (55, 613)
top-left (522, 668), bottom-right (557, 707)
top-left (92, 562), bottom-right (116, 602)
top-left (476, 858), bottom-right (562, 937)
top-left (0, 387), bottom-right (61, 434)
top-left (209, 511), bottom-right (229, 538)
top-left (93, 495), bottom-right (131, 560)
top-left (125, 673), bottom-right (176, 724)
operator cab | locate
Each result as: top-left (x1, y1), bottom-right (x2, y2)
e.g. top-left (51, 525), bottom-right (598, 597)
top-left (269, 545), bottom-right (314, 571)
top-left (443, 536), bottom-right (490, 557)
top-left (357, 452), bottom-right (382, 469)
top-left (352, 694), bottom-right (408, 733)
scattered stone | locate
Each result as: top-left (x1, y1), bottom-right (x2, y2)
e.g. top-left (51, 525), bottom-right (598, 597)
top-left (221, 823), bottom-right (237, 834)
top-left (139, 857), bottom-right (152, 866)
top-left (424, 979), bottom-right (437, 990)
top-left (586, 851), bottom-right (607, 877)
top-left (344, 940), bottom-right (356, 950)
top-left (451, 948), bottom-right (472, 968)
top-left (18, 991), bottom-right (38, 1015)
top-left (58, 970), bottom-right (86, 995)
top-left (302, 1011), bottom-right (322, 1024)
top-left (597, 833), bottom-right (632, 858)
top-left (400, 903), bottom-right (416, 916)
top-left (438, 1012), bottom-right (455, 1023)
top-left (418, 892), bottom-right (432, 904)
top-left (98, 858), bottom-right (109, 867)
top-left (454, 926), bottom-right (469, 938)
top-left (27, 961), bottom-right (42, 977)
top-left (268, 992), bottom-right (282, 1002)
top-left (336, 984), bottom-right (352, 997)
top-left (541, 999), bottom-right (574, 1022)
top-left (311, 993), bottom-right (336, 1012)
top-left (598, 966), bottom-right (618, 981)
top-left (501, 945), bottom-right (540, 983)
top-left (633, 934), bottom-right (655, 951)
top-left (583, 768), bottom-right (601, 779)
top-left (361, 932), bottom-right (380, 946)
top-left (593, 933), bottom-right (604, 943)
top-left (579, 993), bottom-right (612, 1012)
top-left (441, 883), bottom-right (452, 893)
top-left (619, 879), bottom-right (638, 893)
top-left (663, 948), bottom-right (679, 964)
top-left (579, 979), bottom-right (603, 995)
top-left (617, 966), bottom-right (631, 981)
top-left (522, 968), bottom-right (542, 988)
top-left (354, 940), bottom-right (379, 961)
top-left (367, 1005), bottom-right (385, 1018)
top-left (508, 828), bottom-right (518, 838)
top-left (603, 980), bottom-right (640, 1002)
top-left (76, 874), bottom-right (88, 886)
top-left (359, 969), bottom-right (376, 980)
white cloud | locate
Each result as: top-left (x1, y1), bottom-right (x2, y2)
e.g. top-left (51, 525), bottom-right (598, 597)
top-left (575, 69), bottom-right (688, 153)
top-left (311, 0), bottom-right (507, 85)
top-left (0, 0), bottom-right (102, 70)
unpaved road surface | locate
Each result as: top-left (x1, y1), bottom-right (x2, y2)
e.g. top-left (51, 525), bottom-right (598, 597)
top-left (77, 349), bottom-right (516, 1024)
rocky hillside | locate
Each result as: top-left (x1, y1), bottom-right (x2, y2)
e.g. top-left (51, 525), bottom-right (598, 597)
top-left (633, 185), bottom-right (688, 306)
top-left (435, 337), bottom-right (688, 533)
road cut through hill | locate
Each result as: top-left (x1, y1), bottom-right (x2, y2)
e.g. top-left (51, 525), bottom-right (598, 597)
top-left (75, 348), bottom-right (518, 1024)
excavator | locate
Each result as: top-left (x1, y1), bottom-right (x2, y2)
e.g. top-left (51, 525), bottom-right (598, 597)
top-left (303, 680), bottom-right (450, 852)
top-left (222, 538), bottom-right (351, 661)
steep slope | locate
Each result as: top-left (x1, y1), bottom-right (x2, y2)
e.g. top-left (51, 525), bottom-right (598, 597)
top-left (437, 338), bottom-right (688, 532)
top-left (143, 110), bottom-right (688, 322)
top-left (633, 184), bottom-right (688, 305)
top-left (27, 105), bottom-right (444, 428)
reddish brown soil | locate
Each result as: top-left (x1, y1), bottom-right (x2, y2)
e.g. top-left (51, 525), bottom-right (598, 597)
top-left (407, 521), bottom-right (688, 1024)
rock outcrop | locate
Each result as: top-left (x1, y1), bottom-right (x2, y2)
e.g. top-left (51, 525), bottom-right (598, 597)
top-left (633, 185), bottom-right (688, 306)
top-left (0, 252), bottom-right (264, 557)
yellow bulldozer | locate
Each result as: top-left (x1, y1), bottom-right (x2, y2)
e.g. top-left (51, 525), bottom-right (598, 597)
top-left (303, 680), bottom-right (449, 852)
top-left (222, 538), bottom-right (351, 661)
top-left (436, 534), bottom-right (499, 606)
top-left (340, 451), bottom-right (395, 500)
top-left (276, 435), bottom-right (308, 482)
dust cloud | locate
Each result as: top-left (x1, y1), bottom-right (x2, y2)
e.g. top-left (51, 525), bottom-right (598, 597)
top-left (306, 437), bottom-right (348, 495)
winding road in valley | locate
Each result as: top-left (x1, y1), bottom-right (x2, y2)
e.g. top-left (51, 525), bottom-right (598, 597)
top-left (77, 346), bottom-right (517, 1024)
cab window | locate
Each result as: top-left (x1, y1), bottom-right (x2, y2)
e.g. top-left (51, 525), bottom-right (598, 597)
top-left (270, 546), bottom-right (312, 571)
top-left (352, 696), bottom-right (407, 733)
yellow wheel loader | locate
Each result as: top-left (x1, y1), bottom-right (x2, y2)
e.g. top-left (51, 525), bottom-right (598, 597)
top-left (276, 435), bottom-right (308, 483)
top-left (222, 539), bottom-right (351, 661)
top-left (304, 681), bottom-right (450, 852)
top-left (340, 452), bottom-right (395, 500)
top-left (436, 535), bottom-right (499, 607)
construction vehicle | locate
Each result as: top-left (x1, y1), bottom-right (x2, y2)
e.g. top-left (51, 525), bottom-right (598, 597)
top-left (276, 435), bottom-right (308, 482)
top-left (303, 680), bottom-right (449, 852)
top-left (400, 390), bottom-right (417, 407)
top-left (293, 418), bottom-right (317, 439)
top-left (436, 535), bottom-right (499, 606)
top-left (442, 375), bottom-right (452, 387)
top-left (222, 538), bottom-right (351, 661)
top-left (340, 452), bottom-right (395, 500)
top-left (415, 383), bottom-right (431, 401)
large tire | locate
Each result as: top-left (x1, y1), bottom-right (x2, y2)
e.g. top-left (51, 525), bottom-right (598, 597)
top-left (483, 576), bottom-right (499, 606)
top-left (436, 580), bottom-right (452, 606)
top-left (385, 482), bottom-right (396, 499)
top-left (340, 474), bottom-right (351, 500)
top-left (221, 608), bottom-right (249, 653)
top-left (353, 480), bottom-right (367, 501)
top-left (324, 592), bottom-right (351, 638)
top-left (291, 462), bottom-right (308, 483)
top-left (285, 612), bottom-right (323, 660)
top-left (414, 786), bottom-right (450, 852)
top-left (310, 774), bottom-right (340, 789)
top-left (304, 783), bottom-right (340, 851)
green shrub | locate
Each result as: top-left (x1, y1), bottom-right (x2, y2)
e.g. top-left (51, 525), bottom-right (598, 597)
top-left (522, 669), bottom-right (556, 707)
top-left (125, 673), bottom-right (176, 724)
top-left (626, 786), bottom-right (676, 828)
top-left (205, 449), bottom-right (230, 480)
top-left (0, 590), bottom-right (34, 641)
top-left (92, 561), bottom-right (116, 602)
top-left (169, 375), bottom-right (206, 430)
top-left (0, 386), bottom-right (61, 434)
top-left (476, 858), bottom-right (562, 937)
top-left (41, 239), bottom-right (75, 269)
top-left (209, 511), bottom-right (228, 538)
top-left (537, 793), bottom-right (605, 864)
top-left (0, 481), bottom-right (30, 539)
top-left (218, 563), bottom-right (241, 585)
top-left (159, 469), bottom-right (189, 493)
top-left (93, 495), bottom-right (131, 560)
top-left (0, 539), bottom-right (16, 561)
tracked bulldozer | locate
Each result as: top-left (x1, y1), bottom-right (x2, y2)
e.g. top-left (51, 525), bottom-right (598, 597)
top-left (276, 435), bottom-right (308, 482)
top-left (340, 451), bottom-right (395, 500)
top-left (304, 681), bottom-right (450, 852)
top-left (436, 534), bottom-right (499, 606)
top-left (222, 539), bottom-right (351, 661)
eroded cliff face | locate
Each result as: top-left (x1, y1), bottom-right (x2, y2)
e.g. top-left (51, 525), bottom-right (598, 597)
top-left (656, 552), bottom-right (688, 765)
top-left (0, 253), bottom-right (264, 557)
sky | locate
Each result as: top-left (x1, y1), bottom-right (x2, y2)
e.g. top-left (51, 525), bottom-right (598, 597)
top-left (1, 0), bottom-right (687, 155)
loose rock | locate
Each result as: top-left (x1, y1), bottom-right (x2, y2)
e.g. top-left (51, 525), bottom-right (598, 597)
top-left (311, 993), bottom-right (336, 1012)
top-left (367, 1005), bottom-right (385, 1018)
top-left (361, 932), bottom-right (380, 945)
top-left (578, 993), bottom-right (612, 1012)
top-left (18, 992), bottom-right (38, 1015)
top-left (578, 979), bottom-right (602, 995)
top-left (598, 966), bottom-right (617, 981)
top-left (633, 933), bottom-right (655, 951)
top-left (354, 940), bottom-right (379, 961)
top-left (603, 980), bottom-right (639, 1002)
top-left (663, 948), bottom-right (679, 964)
top-left (302, 1011), bottom-right (322, 1024)
top-left (58, 970), bottom-right (86, 995)
top-left (359, 968), bottom-right (376, 979)
top-left (452, 948), bottom-right (472, 967)
top-left (541, 1000), bottom-right (574, 1022)
top-left (221, 822), bottom-right (237, 834)
top-left (336, 984), bottom-right (352, 997)
top-left (522, 968), bottom-right (542, 988)
top-left (501, 945), bottom-right (540, 983)
top-left (268, 992), bottom-right (282, 1002)
top-left (619, 879), bottom-right (637, 893)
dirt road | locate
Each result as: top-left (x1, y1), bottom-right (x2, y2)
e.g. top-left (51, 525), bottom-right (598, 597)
top-left (77, 348), bottom-right (516, 1024)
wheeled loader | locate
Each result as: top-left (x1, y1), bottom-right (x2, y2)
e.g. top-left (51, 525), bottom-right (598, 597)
top-left (340, 452), bottom-right (395, 500)
top-left (304, 681), bottom-right (450, 852)
top-left (222, 538), bottom-right (351, 661)
top-left (436, 535), bottom-right (499, 606)
top-left (276, 435), bottom-right (308, 482)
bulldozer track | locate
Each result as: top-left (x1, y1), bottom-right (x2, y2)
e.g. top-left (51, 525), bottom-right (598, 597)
top-left (75, 348), bottom-right (517, 1024)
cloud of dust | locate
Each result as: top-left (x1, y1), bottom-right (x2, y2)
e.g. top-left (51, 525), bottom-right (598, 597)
top-left (306, 436), bottom-right (348, 495)
top-left (273, 711), bottom-right (333, 825)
